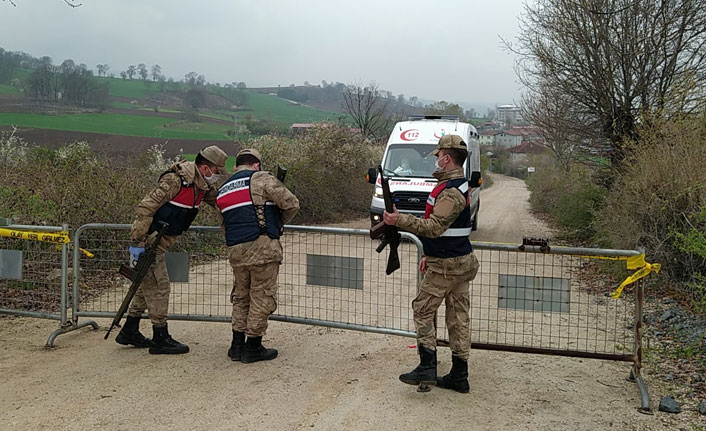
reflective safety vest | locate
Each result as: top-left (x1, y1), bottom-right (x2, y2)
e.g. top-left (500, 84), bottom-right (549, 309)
top-left (149, 170), bottom-right (204, 236)
top-left (421, 177), bottom-right (473, 258)
top-left (217, 170), bottom-right (282, 246)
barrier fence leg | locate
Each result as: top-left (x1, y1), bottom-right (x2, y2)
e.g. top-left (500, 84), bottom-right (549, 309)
top-left (46, 224), bottom-right (98, 348)
top-left (628, 278), bottom-right (652, 414)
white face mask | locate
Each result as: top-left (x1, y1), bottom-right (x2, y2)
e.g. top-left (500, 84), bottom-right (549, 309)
top-left (203, 167), bottom-right (221, 185)
top-left (434, 155), bottom-right (448, 172)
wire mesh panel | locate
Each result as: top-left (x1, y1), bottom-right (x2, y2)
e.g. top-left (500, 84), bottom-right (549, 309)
top-left (277, 226), bottom-right (421, 334)
top-left (434, 244), bottom-right (637, 360)
top-left (0, 228), bottom-right (67, 320)
top-left (74, 225), bottom-right (232, 319)
top-left (73, 224), bottom-right (422, 338)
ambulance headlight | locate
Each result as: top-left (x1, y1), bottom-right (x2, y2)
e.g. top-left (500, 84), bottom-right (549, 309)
top-left (374, 187), bottom-right (384, 198)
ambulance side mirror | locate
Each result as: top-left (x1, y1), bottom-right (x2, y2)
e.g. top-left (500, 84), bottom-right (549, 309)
top-left (469, 171), bottom-right (482, 188)
top-left (366, 168), bottom-right (377, 184)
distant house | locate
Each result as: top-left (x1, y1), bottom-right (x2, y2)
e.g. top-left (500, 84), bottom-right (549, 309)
top-left (496, 104), bottom-right (522, 125)
top-left (495, 129), bottom-right (524, 148)
top-left (508, 140), bottom-right (546, 163)
top-left (290, 123), bottom-right (315, 134)
top-left (477, 121), bottom-right (503, 132)
top-left (479, 130), bottom-right (496, 146)
top-left (495, 126), bottom-right (543, 149)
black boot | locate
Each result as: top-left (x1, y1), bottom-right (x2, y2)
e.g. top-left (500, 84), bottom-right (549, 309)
top-left (436, 355), bottom-right (470, 393)
top-left (241, 336), bottom-right (278, 363)
top-left (227, 330), bottom-right (245, 361)
top-left (115, 316), bottom-right (151, 348)
top-left (399, 345), bottom-right (437, 385)
top-left (149, 323), bottom-right (189, 355)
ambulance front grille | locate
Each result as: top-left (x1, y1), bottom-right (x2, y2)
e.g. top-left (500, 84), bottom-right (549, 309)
top-left (392, 191), bottom-right (429, 212)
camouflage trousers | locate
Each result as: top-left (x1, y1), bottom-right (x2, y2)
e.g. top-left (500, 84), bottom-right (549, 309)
top-left (413, 253), bottom-right (480, 360)
top-left (128, 248), bottom-right (170, 327)
top-left (230, 261), bottom-right (280, 337)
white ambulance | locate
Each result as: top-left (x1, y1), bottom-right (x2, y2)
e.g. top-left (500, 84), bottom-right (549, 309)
top-left (367, 115), bottom-right (482, 230)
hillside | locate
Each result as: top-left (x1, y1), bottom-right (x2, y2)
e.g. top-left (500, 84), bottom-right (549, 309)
top-left (249, 85), bottom-right (427, 117)
top-left (0, 73), bottom-right (344, 152)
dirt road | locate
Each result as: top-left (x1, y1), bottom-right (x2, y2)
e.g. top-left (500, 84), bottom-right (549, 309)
top-left (0, 173), bottom-right (695, 430)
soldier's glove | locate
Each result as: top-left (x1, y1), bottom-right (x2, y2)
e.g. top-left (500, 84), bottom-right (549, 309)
top-left (128, 246), bottom-right (145, 268)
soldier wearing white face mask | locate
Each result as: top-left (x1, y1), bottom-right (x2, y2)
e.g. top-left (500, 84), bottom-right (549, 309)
top-left (384, 135), bottom-right (480, 393)
top-left (119, 145), bottom-right (228, 355)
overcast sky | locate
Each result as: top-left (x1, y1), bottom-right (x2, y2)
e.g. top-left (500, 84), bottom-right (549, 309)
top-left (1, 0), bottom-right (526, 110)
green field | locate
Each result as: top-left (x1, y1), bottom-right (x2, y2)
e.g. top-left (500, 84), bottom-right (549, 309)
top-left (240, 91), bottom-right (340, 126)
top-left (202, 111), bottom-right (235, 122)
top-left (0, 112), bottom-right (231, 141)
top-left (109, 101), bottom-right (138, 109)
top-left (168, 121), bottom-right (231, 135)
top-left (0, 84), bottom-right (15, 94)
top-left (97, 77), bottom-right (160, 99)
top-left (108, 101), bottom-right (181, 115)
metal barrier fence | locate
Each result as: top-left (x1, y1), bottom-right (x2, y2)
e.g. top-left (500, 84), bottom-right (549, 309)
top-left (0, 224), bottom-right (68, 322)
top-left (71, 224), bottom-right (424, 339)
top-left (0, 222), bottom-right (651, 410)
top-left (0, 223), bottom-right (98, 345)
top-left (464, 242), bottom-right (637, 361)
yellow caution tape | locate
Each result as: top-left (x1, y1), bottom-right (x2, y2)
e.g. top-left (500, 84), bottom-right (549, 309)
top-left (66, 245), bottom-right (94, 258)
top-left (0, 227), bottom-right (70, 244)
top-left (0, 227), bottom-right (93, 258)
top-left (570, 253), bottom-right (660, 299)
top-left (610, 261), bottom-right (661, 299)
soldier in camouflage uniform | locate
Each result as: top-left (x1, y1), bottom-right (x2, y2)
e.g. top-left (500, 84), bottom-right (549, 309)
top-left (216, 149), bottom-right (299, 363)
top-left (118, 145), bottom-right (228, 355)
top-left (383, 134), bottom-right (480, 393)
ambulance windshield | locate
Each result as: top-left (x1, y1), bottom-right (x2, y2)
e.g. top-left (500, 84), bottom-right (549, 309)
top-left (382, 144), bottom-right (438, 178)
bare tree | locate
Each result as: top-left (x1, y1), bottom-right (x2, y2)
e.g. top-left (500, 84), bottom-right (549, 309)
top-left (511, 0), bottom-right (706, 168)
top-left (96, 64), bottom-right (109, 77)
top-left (424, 101), bottom-right (468, 121)
top-left (137, 63), bottom-right (148, 81)
top-left (342, 81), bottom-right (391, 139)
top-left (184, 71), bottom-right (198, 86)
top-left (521, 83), bottom-right (586, 172)
top-left (126, 65), bottom-right (136, 80)
top-left (151, 64), bottom-right (161, 81)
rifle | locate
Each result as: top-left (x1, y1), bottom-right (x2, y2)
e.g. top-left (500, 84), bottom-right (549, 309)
top-left (369, 165), bottom-right (401, 275)
top-left (105, 221), bottom-right (169, 340)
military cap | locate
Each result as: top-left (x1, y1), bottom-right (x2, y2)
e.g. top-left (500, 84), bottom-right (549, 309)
top-left (431, 134), bottom-right (467, 156)
top-left (236, 148), bottom-right (262, 163)
top-left (198, 145), bottom-right (228, 176)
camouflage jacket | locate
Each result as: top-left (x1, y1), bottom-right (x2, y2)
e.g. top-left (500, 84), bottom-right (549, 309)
top-left (130, 161), bottom-right (218, 249)
top-left (397, 167), bottom-right (474, 273)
